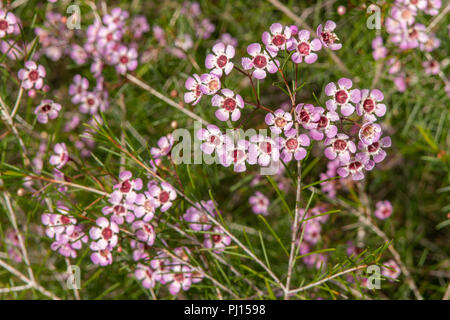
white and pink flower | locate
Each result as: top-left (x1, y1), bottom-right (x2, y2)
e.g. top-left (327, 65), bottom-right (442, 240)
top-left (324, 78), bottom-right (361, 116)
top-left (205, 42), bottom-right (235, 77)
top-left (291, 30), bottom-right (322, 64)
top-left (211, 88), bottom-right (244, 122)
top-left (241, 43), bottom-right (279, 79)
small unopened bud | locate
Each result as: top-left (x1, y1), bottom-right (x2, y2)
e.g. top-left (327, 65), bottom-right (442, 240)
top-left (337, 5), bottom-right (346, 16)
top-left (17, 188), bottom-right (26, 196)
top-left (170, 90), bottom-right (178, 97)
top-left (171, 121), bottom-right (178, 129)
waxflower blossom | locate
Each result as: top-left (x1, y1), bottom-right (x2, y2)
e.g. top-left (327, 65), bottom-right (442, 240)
top-left (91, 248), bottom-right (113, 266)
top-left (102, 192), bottom-right (135, 225)
top-left (79, 92), bottom-right (100, 114)
top-left (358, 136), bottom-right (392, 163)
top-left (131, 15), bottom-right (150, 38)
top-left (34, 99), bottom-right (61, 124)
top-left (183, 200), bottom-right (217, 231)
top-left (422, 59), bottom-right (440, 75)
top-left (205, 42), bottom-right (235, 77)
top-left (151, 134), bottom-right (174, 159)
top-left (356, 89), bottom-right (386, 122)
top-left (374, 200), bottom-right (393, 220)
top-left (168, 265), bottom-right (192, 295)
top-left (248, 135), bottom-right (279, 166)
top-left (277, 128), bottom-right (310, 163)
top-left (199, 73), bottom-right (221, 95)
top-left (291, 30), bottom-right (322, 64)
top-left (265, 109), bottom-right (293, 134)
top-left (197, 124), bottom-right (230, 155)
top-left (295, 104), bottom-right (320, 130)
top-left (304, 220), bottom-right (321, 245)
top-left (317, 20), bottom-right (341, 51)
top-left (69, 74), bottom-right (89, 104)
top-left (262, 23), bottom-right (293, 54)
top-left (337, 153), bottom-right (375, 181)
top-left (324, 134), bottom-right (356, 163)
top-left (241, 43), bottom-right (279, 79)
top-left (112, 171), bottom-right (143, 203)
top-left (308, 108), bottom-right (339, 141)
top-left (89, 217), bottom-right (119, 251)
top-left (103, 7), bottom-right (129, 29)
top-left (204, 226), bottom-right (231, 253)
top-left (372, 36), bottom-right (388, 60)
top-left (359, 122), bottom-right (382, 145)
top-left (220, 139), bottom-right (249, 172)
top-left (148, 181), bottom-right (177, 212)
top-left (18, 61), bottom-right (46, 90)
top-left (134, 192), bottom-right (156, 222)
top-left (249, 191), bottom-right (269, 216)
top-left (382, 259), bottom-right (401, 280)
top-left (135, 263), bottom-right (156, 289)
top-left (49, 143), bottom-right (69, 169)
top-left (184, 74), bottom-right (203, 105)
top-left (41, 205), bottom-right (76, 239)
top-left (212, 88), bottom-right (244, 122)
top-left (113, 46), bottom-right (138, 74)
top-left (324, 78), bottom-right (361, 116)
top-left (150, 251), bottom-right (172, 284)
top-left (132, 220), bottom-right (156, 246)
top-left (0, 10), bottom-right (17, 38)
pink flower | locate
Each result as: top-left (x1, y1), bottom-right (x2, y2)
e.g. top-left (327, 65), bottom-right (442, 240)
top-left (204, 226), bottom-right (231, 253)
top-left (304, 220), bottom-right (321, 245)
top-left (131, 15), bottom-right (150, 39)
top-left (205, 42), bottom-right (235, 77)
top-left (150, 251), bottom-right (171, 284)
top-left (372, 36), bottom-right (388, 60)
top-left (168, 265), bottom-right (192, 295)
top-left (184, 74), bottom-right (203, 105)
top-left (199, 73), bottom-right (221, 95)
top-left (241, 43), bottom-right (279, 79)
top-left (324, 78), bottom-right (361, 116)
top-left (358, 136), bottom-right (391, 163)
top-left (337, 153), bottom-right (375, 181)
top-left (0, 10), bottom-right (17, 38)
top-left (34, 99), bottom-right (61, 124)
top-left (183, 200), bottom-right (217, 231)
top-left (265, 109), bottom-right (293, 134)
top-left (197, 124), bottom-right (230, 155)
top-left (112, 171), bottom-right (143, 203)
top-left (89, 217), bottom-right (119, 251)
top-left (132, 220), bottom-right (156, 246)
top-left (219, 139), bottom-right (249, 172)
top-left (262, 23), bottom-right (293, 54)
top-left (212, 88), bottom-right (244, 122)
top-left (91, 248), bottom-right (113, 266)
top-left (102, 192), bottom-right (135, 225)
top-left (79, 91), bottom-right (100, 114)
top-left (382, 259), bottom-right (401, 280)
top-left (295, 103), bottom-right (320, 130)
top-left (324, 133), bottom-right (356, 163)
top-left (308, 108), bottom-right (339, 141)
top-left (49, 143), bottom-right (69, 169)
top-left (41, 205), bottom-right (76, 239)
top-left (249, 191), bottom-right (269, 216)
top-left (424, 0), bottom-right (442, 16)
top-left (291, 30), bottom-right (322, 64)
top-left (18, 61), bottom-right (46, 90)
top-left (151, 133), bottom-right (174, 159)
top-left (248, 135), bottom-right (279, 166)
top-left (374, 200), bottom-right (393, 220)
top-left (356, 89), bottom-right (386, 122)
top-left (422, 59), bottom-right (440, 75)
top-left (277, 128), bottom-right (310, 162)
top-left (113, 46), bottom-right (138, 74)
top-left (103, 7), bottom-right (129, 29)
top-left (69, 74), bottom-right (89, 104)
top-left (134, 192), bottom-right (156, 222)
top-left (317, 20), bottom-right (341, 51)
top-left (148, 182), bottom-right (177, 212)
top-left (135, 263), bottom-right (156, 289)
top-left (359, 122), bottom-right (382, 145)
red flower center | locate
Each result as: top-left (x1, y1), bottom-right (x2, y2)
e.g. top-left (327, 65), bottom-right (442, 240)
top-left (174, 273), bottom-right (184, 282)
top-left (253, 55), bottom-right (267, 69)
top-left (286, 138), bottom-right (298, 150)
top-left (216, 55), bottom-right (228, 68)
top-left (195, 84), bottom-right (202, 97)
top-left (272, 34), bottom-right (286, 46)
top-left (233, 149), bottom-right (245, 163)
top-left (297, 42), bottom-right (310, 55)
top-left (367, 141), bottom-right (379, 153)
top-left (28, 70), bottom-right (39, 81)
top-left (113, 205), bottom-right (126, 215)
top-left (41, 104), bottom-right (51, 112)
top-left (363, 98), bottom-right (375, 112)
top-left (87, 98), bottom-right (96, 106)
top-left (298, 110), bottom-right (310, 123)
top-left (159, 191), bottom-right (169, 203)
top-left (333, 139), bottom-right (347, 151)
top-left (61, 215), bottom-right (71, 225)
top-left (349, 161), bottom-right (362, 171)
top-left (275, 116), bottom-right (286, 128)
top-left (321, 31), bottom-right (335, 45)
top-left (102, 227), bottom-right (113, 240)
top-left (335, 90), bottom-right (348, 104)
top-left (212, 234), bottom-right (222, 243)
top-left (317, 116), bottom-right (328, 128)
top-left (0, 20), bottom-right (8, 31)
top-left (209, 135), bottom-right (220, 145)
top-left (120, 180), bottom-right (131, 193)
top-left (260, 141), bottom-right (272, 154)
top-left (120, 55), bottom-right (129, 64)
top-left (223, 98), bottom-right (236, 111)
